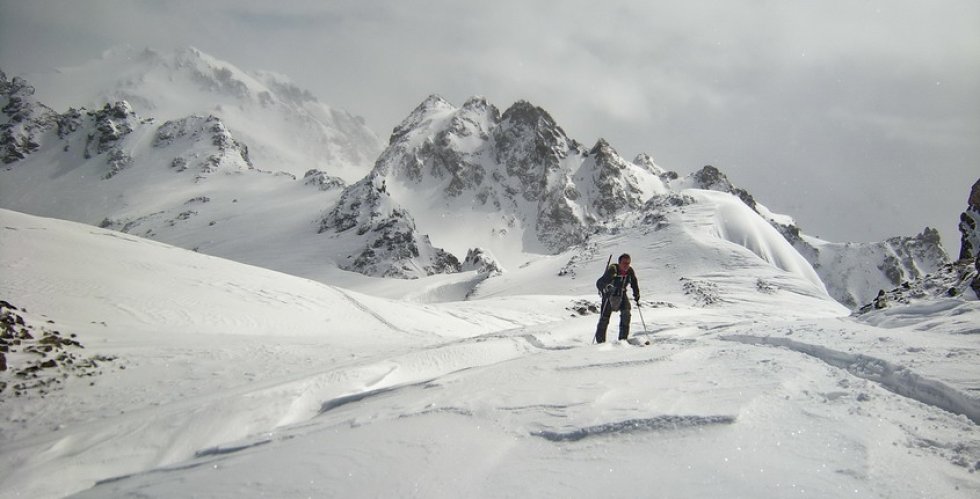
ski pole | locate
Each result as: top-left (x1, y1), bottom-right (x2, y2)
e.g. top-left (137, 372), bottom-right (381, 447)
top-left (635, 298), bottom-right (648, 333)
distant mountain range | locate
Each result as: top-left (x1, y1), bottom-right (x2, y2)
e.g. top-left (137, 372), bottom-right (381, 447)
top-left (2, 47), bottom-right (969, 308)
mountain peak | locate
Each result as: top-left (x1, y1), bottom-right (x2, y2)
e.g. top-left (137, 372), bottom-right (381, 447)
top-left (389, 94), bottom-right (456, 144)
top-left (24, 46), bottom-right (382, 180)
top-left (499, 100), bottom-right (557, 130)
top-left (589, 138), bottom-right (616, 156)
top-left (418, 94), bottom-right (454, 112)
top-left (632, 153), bottom-right (671, 177)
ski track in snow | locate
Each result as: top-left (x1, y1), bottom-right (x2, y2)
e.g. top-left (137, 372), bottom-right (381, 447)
top-left (722, 334), bottom-right (980, 425)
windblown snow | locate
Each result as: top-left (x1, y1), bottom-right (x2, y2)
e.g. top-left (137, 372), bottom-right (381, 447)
top-left (1, 209), bottom-right (978, 499)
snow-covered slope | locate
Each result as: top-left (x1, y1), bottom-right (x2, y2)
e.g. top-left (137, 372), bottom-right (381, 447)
top-left (681, 164), bottom-right (951, 307)
top-left (0, 65), bottom-right (955, 308)
top-left (2, 209), bottom-right (978, 499)
top-left (18, 47), bottom-right (382, 181)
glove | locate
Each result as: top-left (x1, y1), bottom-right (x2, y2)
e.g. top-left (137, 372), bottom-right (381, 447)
top-left (603, 284), bottom-right (614, 294)
top-left (633, 294), bottom-right (640, 303)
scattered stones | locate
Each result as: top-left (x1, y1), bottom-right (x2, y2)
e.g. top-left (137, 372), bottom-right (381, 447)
top-left (681, 278), bottom-right (723, 306)
top-left (1, 299), bottom-right (119, 400)
top-left (567, 299), bottom-right (601, 316)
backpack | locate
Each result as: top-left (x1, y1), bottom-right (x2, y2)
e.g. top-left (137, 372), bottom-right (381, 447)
top-left (599, 264), bottom-right (626, 309)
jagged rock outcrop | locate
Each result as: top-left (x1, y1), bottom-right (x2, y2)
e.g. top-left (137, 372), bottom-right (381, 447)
top-left (689, 165), bottom-right (759, 211)
top-left (856, 260), bottom-right (979, 314)
top-left (586, 139), bottom-right (646, 220)
top-left (154, 114), bottom-right (253, 179)
top-left (85, 102), bottom-right (142, 179)
top-left (319, 176), bottom-right (460, 278)
top-left (1, 73), bottom-right (147, 180)
top-left (363, 95), bottom-right (665, 263)
top-left (303, 169), bottom-right (346, 191)
top-left (0, 71), bottom-right (57, 163)
top-left (959, 178), bottom-right (980, 262)
top-left (462, 248), bottom-right (503, 276)
top-left (854, 179), bottom-right (980, 307)
top-left (958, 178), bottom-right (980, 296)
top-left (319, 94), bottom-right (669, 279)
top-left (492, 100), bottom-right (583, 204)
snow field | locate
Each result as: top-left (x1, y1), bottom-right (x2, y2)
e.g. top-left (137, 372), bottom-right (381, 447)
top-left (1, 209), bottom-right (978, 498)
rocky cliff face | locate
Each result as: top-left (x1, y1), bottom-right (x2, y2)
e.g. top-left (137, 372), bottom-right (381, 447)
top-left (352, 95), bottom-right (665, 261)
top-left (314, 94), bottom-right (668, 279)
top-left (318, 176), bottom-right (460, 278)
top-left (1, 71), bottom-right (57, 163)
top-left (959, 178), bottom-right (980, 262)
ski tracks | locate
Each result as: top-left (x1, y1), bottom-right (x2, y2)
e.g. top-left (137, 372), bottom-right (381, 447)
top-left (721, 334), bottom-right (980, 425)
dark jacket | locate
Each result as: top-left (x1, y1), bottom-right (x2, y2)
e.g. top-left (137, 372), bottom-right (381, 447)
top-left (596, 264), bottom-right (640, 301)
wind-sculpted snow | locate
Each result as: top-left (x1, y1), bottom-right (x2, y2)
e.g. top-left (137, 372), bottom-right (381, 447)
top-left (697, 190), bottom-right (827, 293)
top-left (676, 161), bottom-right (952, 308)
top-left (2, 209), bottom-right (978, 498)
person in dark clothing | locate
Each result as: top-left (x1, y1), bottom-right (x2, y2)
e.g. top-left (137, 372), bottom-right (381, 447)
top-left (594, 253), bottom-right (640, 343)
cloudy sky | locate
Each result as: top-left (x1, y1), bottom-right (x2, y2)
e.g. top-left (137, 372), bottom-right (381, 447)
top-left (2, 0), bottom-right (978, 251)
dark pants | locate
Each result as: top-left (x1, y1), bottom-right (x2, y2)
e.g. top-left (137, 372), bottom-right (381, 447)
top-left (595, 294), bottom-right (631, 343)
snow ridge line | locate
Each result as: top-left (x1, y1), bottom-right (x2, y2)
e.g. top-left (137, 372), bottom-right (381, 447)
top-left (721, 334), bottom-right (980, 425)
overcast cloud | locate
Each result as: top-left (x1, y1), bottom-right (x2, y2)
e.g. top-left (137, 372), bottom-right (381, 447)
top-left (1, 0), bottom-right (978, 250)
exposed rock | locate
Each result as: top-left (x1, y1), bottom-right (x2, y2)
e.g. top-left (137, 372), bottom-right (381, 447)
top-left (690, 165), bottom-right (758, 211)
top-left (154, 115), bottom-right (253, 179)
top-left (855, 260), bottom-right (979, 314)
top-left (959, 178), bottom-right (980, 261)
top-left (319, 176), bottom-right (460, 278)
top-left (588, 139), bottom-right (645, 219)
top-left (303, 169), bottom-right (346, 191)
top-left (0, 70), bottom-right (58, 163)
top-left (1, 300), bottom-right (120, 399)
top-left (462, 248), bottom-right (504, 275)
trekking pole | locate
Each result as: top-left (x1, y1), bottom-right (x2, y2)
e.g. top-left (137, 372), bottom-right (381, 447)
top-left (635, 298), bottom-right (648, 333)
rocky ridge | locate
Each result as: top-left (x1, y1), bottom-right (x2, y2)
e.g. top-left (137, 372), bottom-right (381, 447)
top-left (0, 71), bottom-right (58, 163)
top-left (855, 175), bottom-right (979, 312)
top-left (2, 59), bottom-right (964, 307)
top-left (318, 94), bottom-right (670, 278)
